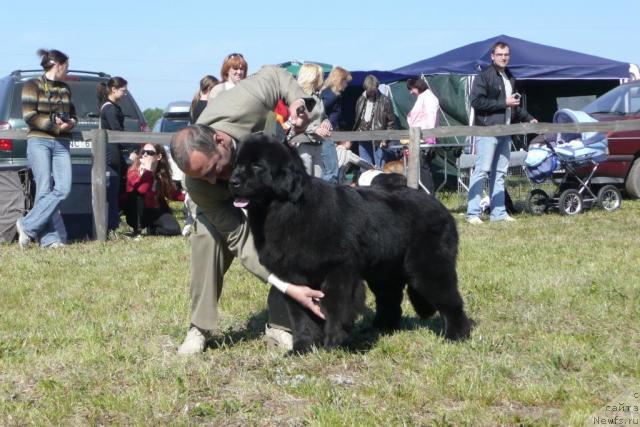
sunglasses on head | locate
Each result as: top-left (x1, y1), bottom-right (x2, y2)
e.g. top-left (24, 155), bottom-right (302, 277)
top-left (227, 52), bottom-right (244, 60)
top-left (141, 149), bottom-right (157, 156)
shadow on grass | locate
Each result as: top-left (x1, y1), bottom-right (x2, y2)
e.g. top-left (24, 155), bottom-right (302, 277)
top-left (341, 307), bottom-right (449, 353)
top-left (204, 309), bottom-right (269, 350)
top-left (201, 306), bottom-right (472, 353)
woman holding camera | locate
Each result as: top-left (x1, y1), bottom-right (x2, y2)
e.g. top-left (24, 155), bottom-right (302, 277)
top-left (123, 143), bottom-right (184, 237)
top-left (16, 48), bottom-right (77, 249)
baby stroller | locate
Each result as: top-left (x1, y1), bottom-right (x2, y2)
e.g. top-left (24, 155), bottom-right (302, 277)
top-left (524, 108), bottom-right (621, 215)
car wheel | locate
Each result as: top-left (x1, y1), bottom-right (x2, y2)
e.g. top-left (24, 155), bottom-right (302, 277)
top-left (625, 158), bottom-right (640, 199)
top-left (559, 189), bottom-right (583, 215)
top-left (597, 185), bottom-right (622, 211)
top-left (526, 189), bottom-right (549, 215)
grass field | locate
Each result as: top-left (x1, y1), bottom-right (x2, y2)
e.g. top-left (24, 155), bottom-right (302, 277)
top-left (1, 194), bottom-right (639, 426)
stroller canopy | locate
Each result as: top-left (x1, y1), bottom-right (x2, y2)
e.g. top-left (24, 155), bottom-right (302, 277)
top-left (553, 108), bottom-right (606, 146)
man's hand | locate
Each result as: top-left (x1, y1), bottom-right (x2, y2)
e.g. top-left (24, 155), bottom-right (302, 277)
top-left (314, 119), bottom-right (332, 138)
top-left (530, 118), bottom-right (538, 123)
top-left (506, 95), bottom-right (520, 108)
top-left (289, 99), bottom-right (311, 134)
top-left (285, 284), bottom-right (325, 320)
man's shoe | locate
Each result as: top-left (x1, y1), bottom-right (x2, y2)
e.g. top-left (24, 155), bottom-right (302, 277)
top-left (46, 242), bottom-right (66, 249)
top-left (499, 215), bottom-right (517, 222)
top-left (265, 323), bottom-right (293, 351)
top-left (177, 326), bottom-right (208, 355)
top-left (16, 219), bottom-right (31, 249)
top-left (466, 216), bottom-right (484, 225)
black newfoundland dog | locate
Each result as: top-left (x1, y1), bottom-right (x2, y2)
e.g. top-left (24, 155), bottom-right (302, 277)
top-left (230, 135), bottom-right (472, 353)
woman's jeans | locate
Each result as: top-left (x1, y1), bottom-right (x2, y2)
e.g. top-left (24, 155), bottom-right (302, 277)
top-left (321, 139), bottom-right (339, 183)
top-left (466, 136), bottom-right (511, 221)
top-left (124, 192), bottom-right (180, 236)
top-left (21, 137), bottom-right (72, 246)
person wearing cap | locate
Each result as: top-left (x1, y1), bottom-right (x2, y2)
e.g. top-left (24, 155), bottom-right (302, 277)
top-left (171, 65), bottom-right (323, 354)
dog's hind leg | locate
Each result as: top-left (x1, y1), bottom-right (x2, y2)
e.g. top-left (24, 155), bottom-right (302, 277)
top-left (367, 280), bottom-right (405, 331)
top-left (406, 287), bottom-right (437, 319)
top-left (321, 271), bottom-right (365, 349)
top-left (407, 263), bottom-right (472, 341)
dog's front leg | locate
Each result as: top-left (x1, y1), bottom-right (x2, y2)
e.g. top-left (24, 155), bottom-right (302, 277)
top-left (321, 273), bottom-right (365, 349)
top-left (285, 297), bottom-right (323, 354)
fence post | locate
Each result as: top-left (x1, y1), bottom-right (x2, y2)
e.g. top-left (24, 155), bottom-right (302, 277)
top-left (91, 129), bottom-right (107, 242)
top-left (407, 127), bottom-right (421, 189)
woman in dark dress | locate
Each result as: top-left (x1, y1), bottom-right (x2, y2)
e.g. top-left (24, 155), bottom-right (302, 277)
top-left (97, 76), bottom-right (128, 231)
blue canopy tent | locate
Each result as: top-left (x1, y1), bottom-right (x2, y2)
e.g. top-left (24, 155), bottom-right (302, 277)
top-left (394, 34), bottom-right (630, 80)
top-left (392, 34), bottom-right (633, 125)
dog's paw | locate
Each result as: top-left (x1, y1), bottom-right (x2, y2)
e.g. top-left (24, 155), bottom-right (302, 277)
top-left (444, 317), bottom-right (474, 341)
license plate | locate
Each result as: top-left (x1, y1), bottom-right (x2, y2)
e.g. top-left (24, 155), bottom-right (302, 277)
top-left (70, 140), bottom-right (92, 149)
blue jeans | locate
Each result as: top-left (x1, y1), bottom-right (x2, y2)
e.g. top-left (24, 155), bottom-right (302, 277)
top-left (21, 137), bottom-right (72, 246)
top-left (466, 136), bottom-right (511, 221)
top-left (358, 141), bottom-right (389, 169)
top-left (321, 139), bottom-right (339, 183)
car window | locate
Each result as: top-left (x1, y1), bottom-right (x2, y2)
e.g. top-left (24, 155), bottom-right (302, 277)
top-left (629, 86), bottom-right (640, 113)
top-left (9, 80), bottom-right (141, 121)
top-left (583, 83), bottom-right (640, 115)
top-left (161, 118), bottom-right (190, 132)
top-left (0, 78), bottom-right (11, 118)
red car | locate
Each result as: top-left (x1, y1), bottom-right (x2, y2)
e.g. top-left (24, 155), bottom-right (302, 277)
top-left (582, 80), bottom-right (640, 198)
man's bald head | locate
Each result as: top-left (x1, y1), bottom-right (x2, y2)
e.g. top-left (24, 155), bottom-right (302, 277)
top-left (170, 125), bottom-right (219, 173)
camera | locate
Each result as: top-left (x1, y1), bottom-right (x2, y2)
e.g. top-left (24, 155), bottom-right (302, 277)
top-left (512, 92), bottom-right (521, 101)
top-left (50, 111), bottom-right (70, 123)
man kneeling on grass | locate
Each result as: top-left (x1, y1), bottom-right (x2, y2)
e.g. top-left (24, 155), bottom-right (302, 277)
top-left (170, 66), bottom-right (325, 354)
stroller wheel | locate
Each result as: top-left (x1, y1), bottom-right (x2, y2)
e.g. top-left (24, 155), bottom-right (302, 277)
top-left (526, 189), bottom-right (549, 215)
top-left (597, 185), bottom-right (622, 212)
top-left (559, 189), bottom-right (583, 215)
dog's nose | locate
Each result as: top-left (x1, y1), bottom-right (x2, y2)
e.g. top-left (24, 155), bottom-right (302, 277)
top-left (229, 175), bottom-right (241, 188)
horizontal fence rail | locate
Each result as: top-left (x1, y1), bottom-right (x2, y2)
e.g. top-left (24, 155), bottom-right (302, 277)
top-left (3, 118), bottom-right (640, 241)
top-left (3, 119), bottom-right (640, 143)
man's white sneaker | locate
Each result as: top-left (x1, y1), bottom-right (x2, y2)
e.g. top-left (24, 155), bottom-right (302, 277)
top-left (15, 219), bottom-right (31, 249)
top-left (177, 326), bottom-right (208, 355)
top-left (500, 215), bottom-right (517, 222)
top-left (265, 324), bottom-right (293, 351)
top-left (466, 216), bottom-right (484, 225)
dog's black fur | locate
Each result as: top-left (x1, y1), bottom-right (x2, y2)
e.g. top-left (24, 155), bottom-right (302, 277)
top-left (229, 135), bottom-right (472, 352)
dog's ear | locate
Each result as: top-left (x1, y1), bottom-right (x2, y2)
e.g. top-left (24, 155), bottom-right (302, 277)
top-left (273, 161), bottom-right (305, 202)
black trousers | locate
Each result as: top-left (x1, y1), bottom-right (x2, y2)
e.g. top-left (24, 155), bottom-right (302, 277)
top-left (420, 150), bottom-right (435, 194)
top-left (124, 192), bottom-right (181, 236)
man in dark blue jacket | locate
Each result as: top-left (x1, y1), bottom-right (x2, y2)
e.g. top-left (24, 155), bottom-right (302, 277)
top-left (466, 41), bottom-right (537, 224)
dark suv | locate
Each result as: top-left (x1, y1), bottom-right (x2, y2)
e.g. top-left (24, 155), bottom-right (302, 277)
top-left (0, 70), bottom-right (148, 242)
top-left (582, 80), bottom-right (640, 198)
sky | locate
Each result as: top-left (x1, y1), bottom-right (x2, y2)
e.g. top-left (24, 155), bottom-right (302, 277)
top-left (1, 1), bottom-right (638, 111)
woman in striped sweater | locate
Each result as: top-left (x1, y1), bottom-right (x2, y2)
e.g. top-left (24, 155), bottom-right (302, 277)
top-left (16, 48), bottom-right (77, 249)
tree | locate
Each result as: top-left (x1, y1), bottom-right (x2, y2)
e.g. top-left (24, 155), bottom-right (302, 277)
top-left (143, 108), bottom-right (163, 130)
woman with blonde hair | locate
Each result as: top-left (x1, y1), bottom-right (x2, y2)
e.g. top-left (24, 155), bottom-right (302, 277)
top-left (289, 63), bottom-right (332, 178)
top-left (320, 66), bottom-right (352, 183)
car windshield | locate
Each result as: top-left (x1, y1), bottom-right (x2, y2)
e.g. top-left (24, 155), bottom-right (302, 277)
top-left (583, 82), bottom-right (640, 115)
top-left (161, 117), bottom-right (190, 132)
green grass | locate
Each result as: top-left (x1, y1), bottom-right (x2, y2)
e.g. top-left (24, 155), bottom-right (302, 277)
top-left (1, 196), bottom-right (639, 426)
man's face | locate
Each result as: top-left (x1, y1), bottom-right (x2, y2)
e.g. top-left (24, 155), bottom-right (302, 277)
top-left (491, 46), bottom-right (510, 70)
top-left (183, 131), bottom-right (234, 184)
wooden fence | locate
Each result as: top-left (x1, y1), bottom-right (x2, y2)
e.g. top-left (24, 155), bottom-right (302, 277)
top-left (3, 118), bottom-right (640, 241)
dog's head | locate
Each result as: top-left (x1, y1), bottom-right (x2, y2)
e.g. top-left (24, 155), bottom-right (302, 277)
top-left (229, 134), bottom-right (309, 208)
